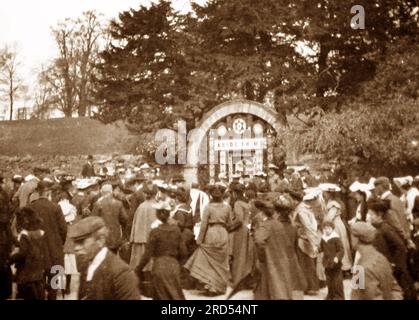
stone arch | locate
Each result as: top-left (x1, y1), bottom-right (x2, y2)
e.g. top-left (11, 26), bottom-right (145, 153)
top-left (184, 99), bottom-right (281, 183)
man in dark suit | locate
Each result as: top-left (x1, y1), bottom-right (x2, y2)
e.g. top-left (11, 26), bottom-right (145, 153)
top-left (81, 155), bottom-right (96, 178)
top-left (29, 180), bottom-right (67, 300)
top-left (374, 177), bottom-right (414, 249)
top-left (91, 184), bottom-right (128, 254)
top-left (69, 216), bottom-right (141, 300)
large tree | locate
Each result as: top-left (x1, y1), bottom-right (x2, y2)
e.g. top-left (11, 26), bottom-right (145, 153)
top-left (0, 46), bottom-right (24, 120)
top-left (95, 1), bottom-right (193, 130)
top-left (42, 11), bottom-right (104, 117)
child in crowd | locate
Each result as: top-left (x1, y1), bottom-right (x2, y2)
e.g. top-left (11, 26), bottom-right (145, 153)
top-left (320, 220), bottom-right (345, 300)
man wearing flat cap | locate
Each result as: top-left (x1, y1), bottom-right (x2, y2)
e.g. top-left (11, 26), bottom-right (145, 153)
top-left (69, 216), bottom-right (141, 300)
top-left (374, 176), bottom-right (413, 248)
top-left (350, 222), bottom-right (402, 300)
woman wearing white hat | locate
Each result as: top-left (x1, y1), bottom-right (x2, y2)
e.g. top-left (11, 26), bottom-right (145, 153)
top-left (348, 181), bottom-right (373, 225)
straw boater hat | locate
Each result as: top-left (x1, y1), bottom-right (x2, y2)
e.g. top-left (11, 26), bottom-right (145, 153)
top-left (318, 183), bottom-right (341, 192)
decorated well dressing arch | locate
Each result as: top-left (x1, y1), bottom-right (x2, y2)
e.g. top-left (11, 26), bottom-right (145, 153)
top-left (184, 99), bottom-right (282, 184)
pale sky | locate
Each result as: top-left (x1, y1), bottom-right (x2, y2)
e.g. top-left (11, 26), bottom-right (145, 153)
top-left (0, 0), bottom-right (200, 88)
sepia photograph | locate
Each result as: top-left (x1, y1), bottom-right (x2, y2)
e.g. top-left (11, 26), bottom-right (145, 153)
top-left (0, 0), bottom-right (418, 305)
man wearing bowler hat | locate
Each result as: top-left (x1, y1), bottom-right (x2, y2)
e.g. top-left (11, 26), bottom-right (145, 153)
top-left (69, 216), bottom-right (141, 300)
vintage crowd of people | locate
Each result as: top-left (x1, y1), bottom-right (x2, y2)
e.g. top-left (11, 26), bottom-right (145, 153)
top-left (1, 156), bottom-right (419, 300)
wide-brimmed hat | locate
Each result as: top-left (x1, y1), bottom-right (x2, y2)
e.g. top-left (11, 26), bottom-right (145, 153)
top-left (318, 183), bottom-right (341, 192)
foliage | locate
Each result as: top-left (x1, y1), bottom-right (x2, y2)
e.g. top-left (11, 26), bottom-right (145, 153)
top-left (0, 46), bottom-right (24, 120)
top-left (282, 34), bottom-right (419, 168)
top-left (35, 11), bottom-right (105, 117)
top-left (94, 1), bottom-right (191, 130)
top-left (283, 97), bottom-right (418, 166)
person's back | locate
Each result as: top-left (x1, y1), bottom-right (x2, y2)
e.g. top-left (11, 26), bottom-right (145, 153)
top-left (16, 178), bottom-right (39, 208)
top-left (130, 199), bottom-right (156, 244)
top-left (205, 202), bottom-right (231, 225)
top-left (254, 218), bottom-right (294, 299)
top-left (29, 197), bottom-right (67, 270)
top-left (92, 194), bottom-right (126, 250)
top-left (351, 244), bottom-right (402, 300)
top-left (373, 221), bottom-right (407, 267)
top-left (383, 192), bottom-right (410, 239)
top-left (148, 224), bottom-right (184, 259)
top-left (13, 230), bottom-right (45, 285)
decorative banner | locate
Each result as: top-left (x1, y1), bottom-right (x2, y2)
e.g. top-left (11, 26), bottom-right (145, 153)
top-left (213, 138), bottom-right (267, 151)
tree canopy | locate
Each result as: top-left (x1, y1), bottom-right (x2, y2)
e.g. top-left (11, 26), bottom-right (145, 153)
top-left (93, 0), bottom-right (419, 167)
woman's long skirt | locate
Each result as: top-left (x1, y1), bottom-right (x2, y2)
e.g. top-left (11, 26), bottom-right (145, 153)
top-left (185, 225), bottom-right (231, 294)
top-left (333, 216), bottom-right (353, 271)
top-left (151, 256), bottom-right (185, 300)
top-left (130, 243), bottom-right (153, 271)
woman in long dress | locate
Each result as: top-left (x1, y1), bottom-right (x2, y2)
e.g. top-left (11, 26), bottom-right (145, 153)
top-left (130, 187), bottom-right (157, 271)
top-left (229, 184), bottom-right (256, 289)
top-left (137, 201), bottom-right (187, 300)
top-left (252, 200), bottom-right (295, 300)
top-left (184, 186), bottom-right (232, 295)
top-left (323, 189), bottom-right (353, 272)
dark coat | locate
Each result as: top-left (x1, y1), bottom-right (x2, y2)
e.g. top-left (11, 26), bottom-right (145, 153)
top-left (320, 233), bottom-right (344, 270)
top-left (382, 192), bottom-right (410, 242)
top-left (138, 223), bottom-right (187, 300)
top-left (92, 194), bottom-right (128, 250)
top-left (11, 230), bottom-right (45, 284)
top-left (0, 187), bottom-right (13, 299)
top-left (351, 244), bottom-right (402, 300)
top-left (0, 187), bottom-right (13, 267)
top-left (373, 221), bottom-right (407, 269)
top-left (253, 218), bottom-right (295, 300)
top-left (79, 250), bottom-right (141, 300)
top-left (81, 162), bottom-right (96, 178)
top-left (29, 197), bottom-right (67, 269)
